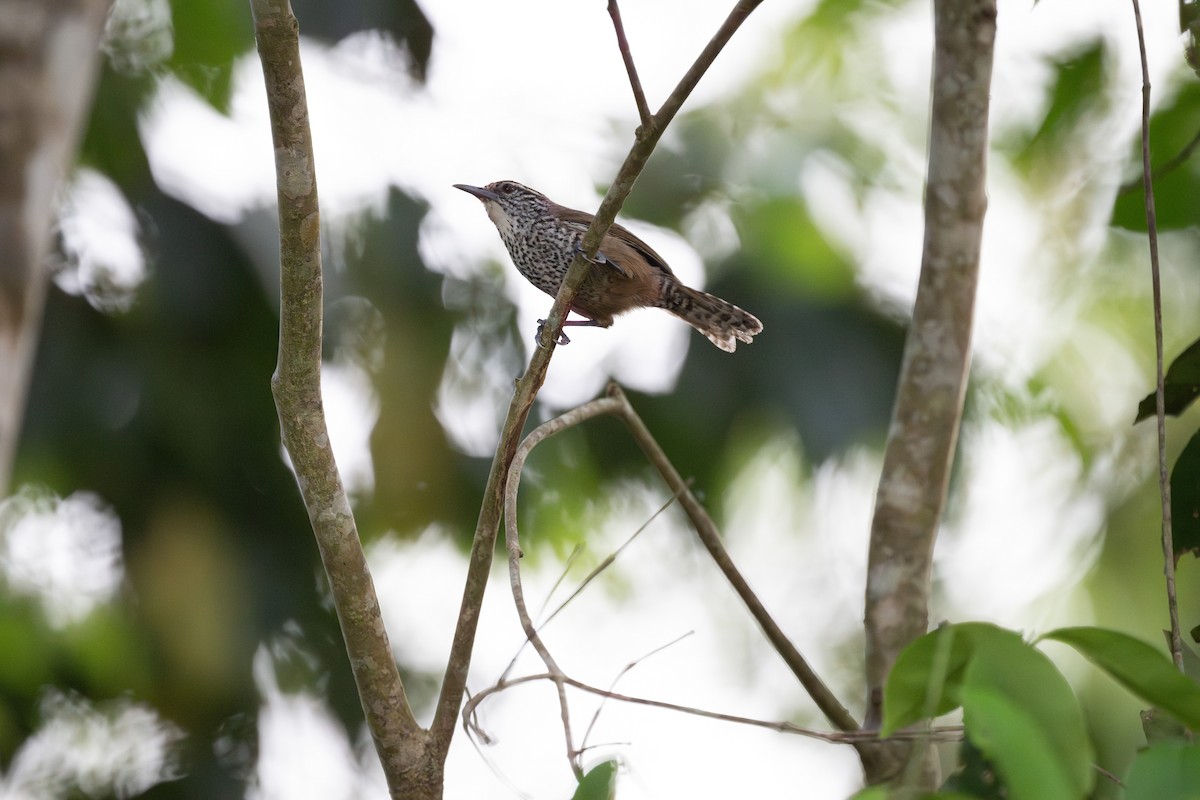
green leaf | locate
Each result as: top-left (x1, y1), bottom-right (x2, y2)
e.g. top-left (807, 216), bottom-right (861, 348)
top-left (1041, 627), bottom-right (1200, 729)
top-left (1012, 41), bottom-right (1109, 178)
top-left (1112, 83), bottom-right (1200, 231)
top-left (571, 760), bottom-right (618, 800)
top-left (1135, 337), bottom-right (1200, 422)
top-left (884, 623), bottom-right (1092, 800)
top-left (1124, 742), bottom-right (1200, 800)
top-left (1142, 707), bottom-right (1193, 745)
top-left (962, 627), bottom-right (1093, 800)
top-left (167, 0), bottom-right (254, 112)
top-left (1175, 635), bottom-right (1200, 683)
top-left (942, 737), bottom-right (1007, 799)
top-left (882, 624), bottom-right (973, 736)
top-left (962, 686), bottom-right (1082, 800)
top-left (1169, 431), bottom-right (1200, 561)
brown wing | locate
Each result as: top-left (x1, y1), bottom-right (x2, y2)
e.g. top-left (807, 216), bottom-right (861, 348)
top-left (550, 202), bottom-right (676, 281)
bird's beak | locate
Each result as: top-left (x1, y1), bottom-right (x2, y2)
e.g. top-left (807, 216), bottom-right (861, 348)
top-left (453, 183), bottom-right (501, 202)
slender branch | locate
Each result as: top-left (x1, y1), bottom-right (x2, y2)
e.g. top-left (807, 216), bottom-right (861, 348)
top-left (496, 386), bottom-right (856, 739)
top-left (465, 671), bottom-right (965, 746)
top-left (606, 384), bottom-right (859, 733)
top-left (608, 0), bottom-right (652, 128)
top-left (498, 484), bottom-right (685, 683)
top-left (1130, 0), bottom-right (1182, 671)
top-left (580, 633), bottom-right (695, 754)
top-left (861, 0), bottom-right (995, 784)
top-left (502, 397), bottom-right (624, 776)
top-left (430, 0), bottom-right (764, 756)
top-left (249, 3), bottom-right (425, 796)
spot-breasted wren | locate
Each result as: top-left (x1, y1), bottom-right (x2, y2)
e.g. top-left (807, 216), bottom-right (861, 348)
top-left (454, 180), bottom-right (762, 352)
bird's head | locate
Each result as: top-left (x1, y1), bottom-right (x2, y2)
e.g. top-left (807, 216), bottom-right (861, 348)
top-left (454, 180), bottom-right (550, 237)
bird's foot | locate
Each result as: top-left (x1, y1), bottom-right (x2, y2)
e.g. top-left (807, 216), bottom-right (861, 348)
top-left (572, 243), bottom-right (607, 266)
top-left (536, 319), bottom-right (571, 347)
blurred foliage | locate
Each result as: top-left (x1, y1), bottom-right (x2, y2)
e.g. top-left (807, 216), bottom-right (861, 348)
top-left (1112, 81), bottom-right (1200, 231)
top-left (6, 0), bottom-right (1200, 796)
top-left (1135, 336), bottom-right (1200, 422)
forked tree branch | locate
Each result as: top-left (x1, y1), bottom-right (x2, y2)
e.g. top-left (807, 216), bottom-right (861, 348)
top-left (431, 0), bottom-right (764, 759)
top-left (249, 2), bottom-right (427, 797)
top-left (861, 0), bottom-right (996, 784)
top-left (499, 385), bottom-right (857, 758)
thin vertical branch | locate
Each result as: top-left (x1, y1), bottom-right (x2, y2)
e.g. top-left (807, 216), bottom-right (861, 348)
top-left (249, 3), bottom-right (428, 796)
top-left (1130, 0), bottom-right (1182, 671)
top-left (861, 0), bottom-right (996, 783)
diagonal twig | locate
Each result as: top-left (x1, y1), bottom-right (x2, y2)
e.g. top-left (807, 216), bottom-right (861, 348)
top-left (608, 0), bottom-right (652, 128)
top-left (1129, 0), bottom-right (1182, 671)
top-left (605, 383), bottom-right (859, 733)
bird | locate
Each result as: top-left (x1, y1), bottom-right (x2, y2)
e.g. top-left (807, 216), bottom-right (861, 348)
top-left (454, 180), bottom-right (762, 352)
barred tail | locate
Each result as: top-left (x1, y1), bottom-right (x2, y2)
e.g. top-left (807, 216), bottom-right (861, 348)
top-left (658, 280), bottom-right (763, 353)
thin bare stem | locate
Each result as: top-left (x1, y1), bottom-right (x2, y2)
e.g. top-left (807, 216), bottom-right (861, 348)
top-left (1130, 0), bottom-right (1182, 671)
top-left (498, 485), bottom-right (686, 684)
top-left (502, 397), bottom-right (623, 775)
top-left (608, 0), bottom-right (652, 128)
top-left (249, 1), bottom-right (425, 795)
top-left (580, 633), bottom-right (695, 752)
top-left (431, 0), bottom-right (765, 756)
top-left (606, 384), bottom-right (859, 733)
top-left (465, 672), bottom-right (965, 746)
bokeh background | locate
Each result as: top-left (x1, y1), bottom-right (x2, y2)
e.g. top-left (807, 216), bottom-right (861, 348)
top-left (3, 0), bottom-right (1200, 797)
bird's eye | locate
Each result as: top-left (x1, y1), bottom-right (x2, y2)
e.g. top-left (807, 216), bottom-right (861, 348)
top-left (500, 183), bottom-right (515, 194)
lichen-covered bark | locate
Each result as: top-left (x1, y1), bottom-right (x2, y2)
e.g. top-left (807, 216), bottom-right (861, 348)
top-left (249, 2), bottom-right (430, 796)
top-left (860, 0), bottom-right (996, 785)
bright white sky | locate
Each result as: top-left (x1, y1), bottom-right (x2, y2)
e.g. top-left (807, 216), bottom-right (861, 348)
top-left (19, 0), bottom-right (1196, 798)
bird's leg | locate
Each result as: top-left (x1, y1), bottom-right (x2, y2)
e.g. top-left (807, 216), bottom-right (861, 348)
top-left (536, 318), bottom-right (571, 347)
top-left (535, 315), bottom-right (604, 347)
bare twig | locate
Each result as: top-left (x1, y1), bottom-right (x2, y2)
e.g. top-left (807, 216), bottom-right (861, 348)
top-left (607, 385), bottom-right (859, 733)
top-left (608, 0), bottom-right (652, 128)
top-left (465, 671), bottom-right (965, 746)
top-left (861, 0), bottom-right (995, 784)
top-left (1130, 0), bottom-right (1182, 671)
top-left (432, 0), bottom-right (764, 758)
top-left (580, 633), bottom-right (695, 754)
top-left (502, 397), bottom-right (624, 776)
top-left (498, 484), bottom-right (686, 684)
top-left (499, 386), bottom-right (856, 739)
top-left (249, 3), bottom-right (426, 796)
